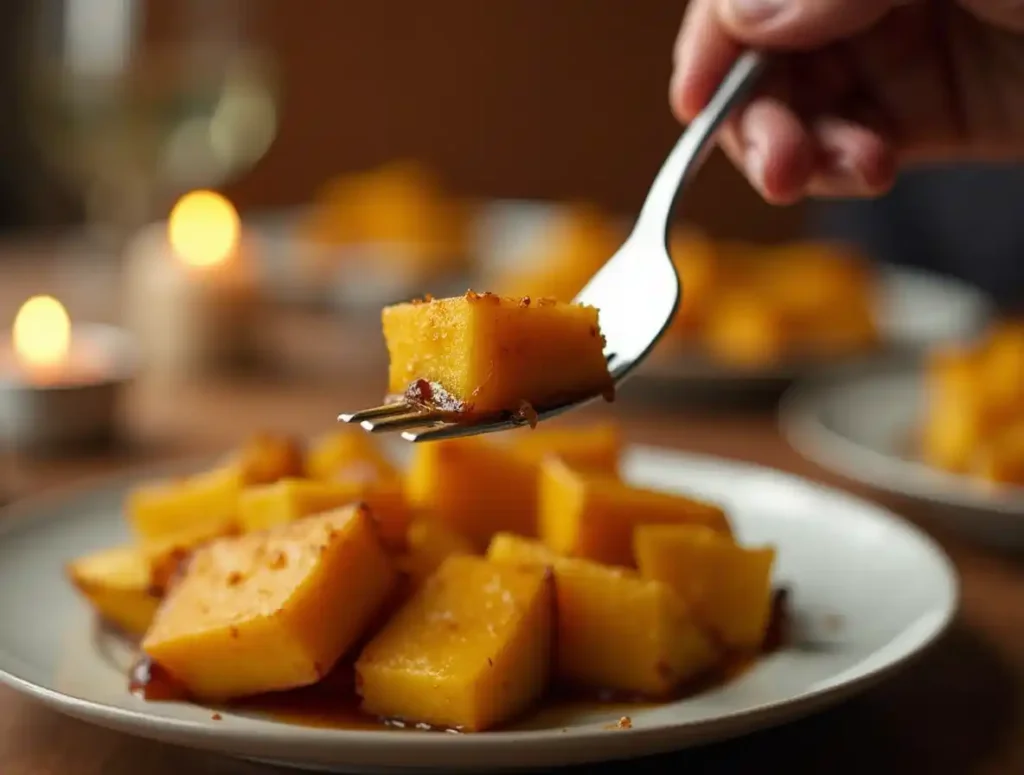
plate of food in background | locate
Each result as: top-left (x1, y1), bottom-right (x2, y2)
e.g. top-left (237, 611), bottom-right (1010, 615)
top-left (478, 202), bottom-right (993, 399)
top-left (781, 319), bottom-right (1024, 548)
top-left (256, 160), bottom-right (479, 310)
top-left (0, 421), bottom-right (955, 772)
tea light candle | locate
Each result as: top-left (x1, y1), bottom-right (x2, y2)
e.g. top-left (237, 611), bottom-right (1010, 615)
top-left (123, 190), bottom-right (260, 381)
top-left (0, 295), bottom-right (137, 452)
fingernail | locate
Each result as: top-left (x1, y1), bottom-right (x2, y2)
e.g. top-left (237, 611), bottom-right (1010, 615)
top-left (728, 0), bottom-right (786, 24)
top-left (746, 142), bottom-right (767, 191)
top-left (832, 151), bottom-right (865, 185)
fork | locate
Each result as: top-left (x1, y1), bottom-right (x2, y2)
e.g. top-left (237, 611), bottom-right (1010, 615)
top-left (340, 51), bottom-right (767, 443)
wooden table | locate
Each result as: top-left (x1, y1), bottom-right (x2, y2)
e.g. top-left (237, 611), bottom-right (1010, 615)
top-left (0, 253), bottom-right (1020, 773)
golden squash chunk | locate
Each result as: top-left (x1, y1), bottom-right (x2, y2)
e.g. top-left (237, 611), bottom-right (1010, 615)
top-left (238, 479), bottom-right (362, 532)
top-left (398, 517), bottom-right (477, 586)
top-left (353, 160), bottom-right (469, 265)
top-left (973, 421), bottom-right (1024, 486)
top-left (702, 291), bottom-right (788, 369)
top-left (142, 506), bottom-right (396, 701)
top-left (305, 430), bottom-right (397, 484)
top-left (539, 458), bottom-right (731, 566)
top-left (923, 347), bottom-right (993, 473)
top-left (67, 545), bottom-right (161, 635)
top-left (495, 204), bottom-right (623, 303)
top-left (128, 465), bottom-right (242, 545)
top-left (505, 421), bottom-right (622, 476)
top-left (143, 523), bottom-right (237, 594)
top-left (982, 320), bottom-right (1024, 413)
top-left (634, 524), bottom-right (775, 652)
top-left (356, 555), bottom-right (553, 732)
top-left (927, 345), bottom-right (982, 401)
top-left (382, 292), bottom-right (614, 415)
top-left (487, 533), bottom-right (717, 696)
top-left (406, 437), bottom-right (539, 545)
top-left (238, 477), bottom-right (410, 549)
top-left (233, 432), bottom-right (306, 485)
top-left (922, 395), bottom-right (992, 474)
top-left (760, 242), bottom-right (875, 320)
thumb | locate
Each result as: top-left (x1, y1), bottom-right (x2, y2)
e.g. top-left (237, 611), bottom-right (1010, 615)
top-left (717, 0), bottom-right (901, 49)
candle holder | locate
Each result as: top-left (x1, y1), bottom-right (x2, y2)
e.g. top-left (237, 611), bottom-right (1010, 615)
top-left (122, 191), bottom-right (262, 383)
top-left (0, 323), bottom-right (138, 455)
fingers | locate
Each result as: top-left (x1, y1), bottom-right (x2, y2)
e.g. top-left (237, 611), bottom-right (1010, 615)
top-left (671, 0), bottom-right (743, 123)
top-left (958, 0), bottom-right (1024, 32)
top-left (720, 105), bottom-right (895, 200)
top-left (671, 0), bottom-right (898, 122)
top-left (670, 0), bottom-right (901, 203)
top-left (806, 117), bottom-right (897, 198)
top-left (717, 98), bottom-right (816, 204)
top-left (717, 0), bottom-right (901, 49)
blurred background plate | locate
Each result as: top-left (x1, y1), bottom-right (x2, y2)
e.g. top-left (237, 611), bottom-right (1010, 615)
top-left (252, 199), bottom-right (556, 312)
top-left (780, 369), bottom-right (1024, 549)
top-left (625, 265), bottom-right (993, 400)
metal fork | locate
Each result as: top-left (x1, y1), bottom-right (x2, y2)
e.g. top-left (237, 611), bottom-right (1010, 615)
top-left (340, 51), bottom-right (767, 443)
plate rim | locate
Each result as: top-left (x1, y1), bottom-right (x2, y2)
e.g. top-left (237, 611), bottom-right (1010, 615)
top-left (780, 370), bottom-right (1024, 515)
top-left (0, 446), bottom-right (960, 764)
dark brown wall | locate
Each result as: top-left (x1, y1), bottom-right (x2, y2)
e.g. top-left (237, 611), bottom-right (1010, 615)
top-left (214, 1), bottom-right (804, 241)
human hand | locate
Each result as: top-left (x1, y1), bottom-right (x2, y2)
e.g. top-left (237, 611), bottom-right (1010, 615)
top-left (670, 0), bottom-right (1024, 203)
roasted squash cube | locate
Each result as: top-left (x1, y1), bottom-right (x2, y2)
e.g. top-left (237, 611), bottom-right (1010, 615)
top-left (922, 395), bottom-right (992, 473)
top-left (635, 524), bottom-right (775, 652)
top-left (128, 465), bottom-right (242, 544)
top-left (494, 204), bottom-right (623, 303)
top-left (382, 292), bottom-right (614, 415)
top-left (505, 421), bottom-right (622, 475)
top-left (356, 555), bottom-right (553, 732)
top-left (398, 518), bottom-right (477, 586)
top-left (760, 242), bottom-right (875, 322)
top-left (539, 458), bottom-right (731, 566)
top-left (142, 523), bottom-right (237, 594)
top-left (238, 477), bottom-right (410, 549)
top-left (238, 479), bottom-right (362, 532)
top-left (353, 477), bottom-right (413, 549)
top-left (234, 432), bottom-right (306, 485)
top-left (142, 506), bottom-right (396, 701)
top-left (487, 532), bottom-right (560, 564)
top-left (67, 545), bottom-right (161, 635)
top-left (923, 347), bottom-right (993, 472)
top-left (487, 533), bottom-right (717, 696)
top-left (406, 437), bottom-right (539, 545)
top-left (305, 430), bottom-right (398, 484)
top-left (973, 421), bottom-right (1024, 486)
top-left (702, 289), bottom-right (789, 369)
top-left (982, 320), bottom-right (1024, 413)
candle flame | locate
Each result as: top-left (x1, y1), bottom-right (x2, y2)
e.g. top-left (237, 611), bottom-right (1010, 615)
top-left (168, 190), bottom-right (240, 268)
top-left (13, 295), bottom-right (71, 371)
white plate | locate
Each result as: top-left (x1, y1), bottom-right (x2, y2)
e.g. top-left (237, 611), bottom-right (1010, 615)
top-left (0, 448), bottom-right (957, 773)
top-left (781, 370), bottom-right (1024, 547)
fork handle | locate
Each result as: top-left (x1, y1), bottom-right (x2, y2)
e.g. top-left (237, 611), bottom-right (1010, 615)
top-left (635, 50), bottom-right (768, 240)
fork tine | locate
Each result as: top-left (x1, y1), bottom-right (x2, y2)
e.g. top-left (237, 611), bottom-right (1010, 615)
top-left (362, 409), bottom-right (448, 433)
top-left (338, 402), bottom-right (411, 423)
top-left (402, 418), bottom-right (518, 443)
